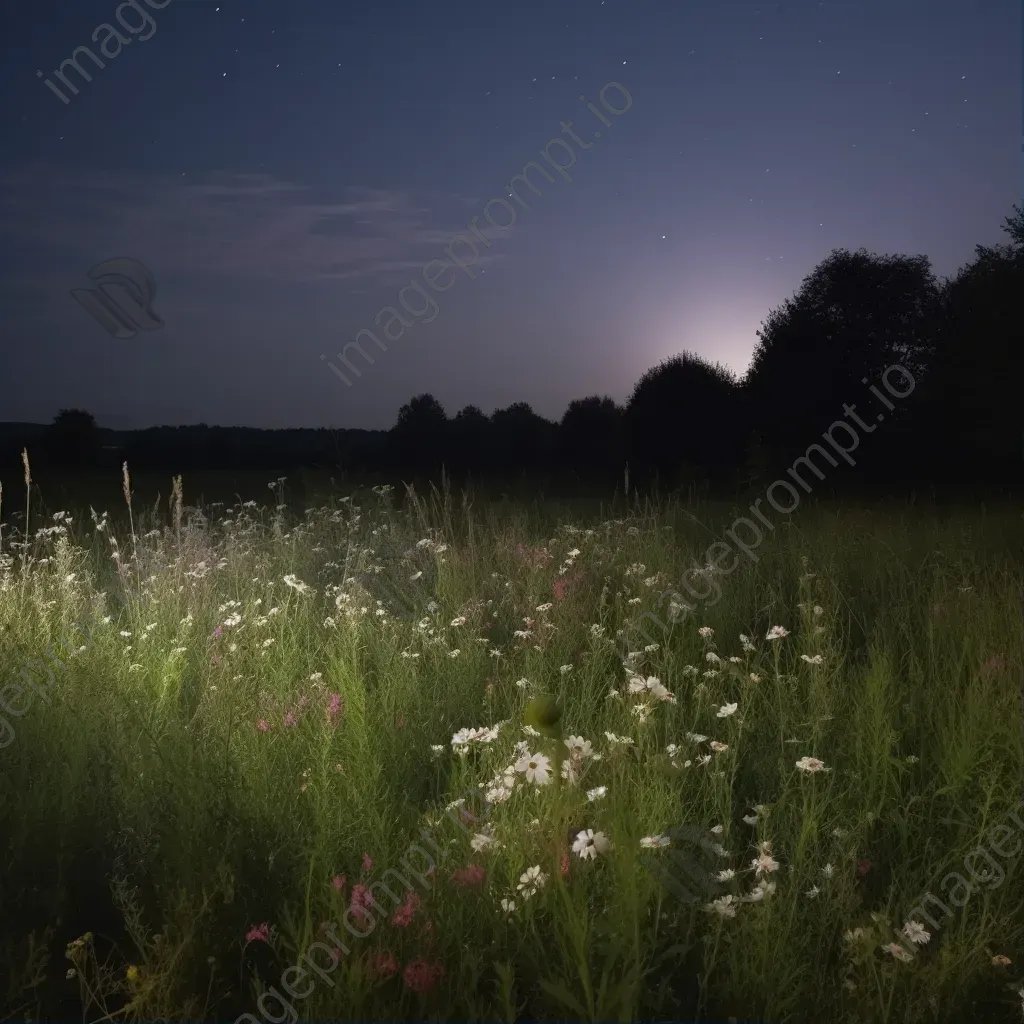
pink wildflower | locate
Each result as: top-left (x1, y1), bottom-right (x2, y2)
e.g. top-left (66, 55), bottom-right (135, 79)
top-left (256, 718), bottom-right (270, 732)
top-left (452, 864), bottom-right (486, 887)
top-left (331, 874), bottom-right (346, 892)
top-left (403, 957), bottom-right (444, 994)
top-left (283, 711), bottom-right (297, 728)
top-left (245, 922), bottom-right (270, 944)
top-left (371, 950), bottom-right (398, 979)
top-left (391, 891), bottom-right (421, 927)
top-left (327, 692), bottom-right (343, 723)
top-left (362, 852), bottom-right (374, 872)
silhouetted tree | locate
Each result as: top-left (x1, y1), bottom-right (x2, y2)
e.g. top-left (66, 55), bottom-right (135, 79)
top-left (43, 408), bottom-right (100, 467)
top-left (490, 402), bottom-right (557, 474)
top-left (390, 393), bottom-right (448, 471)
top-left (743, 249), bottom-right (942, 473)
top-left (908, 206), bottom-right (1024, 487)
top-left (559, 396), bottom-right (623, 477)
top-left (624, 353), bottom-right (741, 489)
top-left (449, 405), bottom-right (491, 474)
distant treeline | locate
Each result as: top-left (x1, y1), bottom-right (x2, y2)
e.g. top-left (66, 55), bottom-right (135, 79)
top-left (2, 207), bottom-right (1021, 498)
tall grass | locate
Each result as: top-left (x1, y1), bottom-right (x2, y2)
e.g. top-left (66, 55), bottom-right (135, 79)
top-left (1, 466), bottom-right (1023, 1022)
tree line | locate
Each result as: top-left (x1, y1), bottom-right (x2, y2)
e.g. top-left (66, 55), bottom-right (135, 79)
top-left (4, 206), bottom-right (1021, 497)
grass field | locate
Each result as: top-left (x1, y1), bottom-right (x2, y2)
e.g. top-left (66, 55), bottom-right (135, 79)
top-left (1, 466), bottom-right (1023, 1023)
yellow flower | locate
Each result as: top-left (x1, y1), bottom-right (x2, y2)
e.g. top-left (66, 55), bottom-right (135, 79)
top-left (126, 964), bottom-right (140, 983)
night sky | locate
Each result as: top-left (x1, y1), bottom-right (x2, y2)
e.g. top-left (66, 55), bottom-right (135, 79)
top-left (1, 0), bottom-right (1020, 430)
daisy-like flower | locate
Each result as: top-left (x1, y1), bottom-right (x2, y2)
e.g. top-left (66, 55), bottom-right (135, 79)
top-left (514, 752), bottom-right (552, 786)
top-left (470, 831), bottom-right (501, 853)
top-left (572, 829), bottom-right (612, 860)
top-left (901, 921), bottom-right (931, 946)
top-left (706, 894), bottom-right (737, 917)
top-left (698, 626), bottom-right (715, 639)
top-left (586, 785), bottom-right (608, 802)
top-left (795, 756), bottom-right (828, 774)
top-left (640, 834), bottom-right (671, 849)
top-left (709, 740), bottom-right (729, 753)
top-left (752, 841), bottom-right (780, 876)
top-left (800, 654), bottom-right (824, 665)
top-left (565, 735), bottom-right (594, 759)
top-left (743, 879), bottom-right (777, 902)
top-left (882, 942), bottom-right (914, 963)
top-left (604, 732), bottom-right (634, 746)
top-left (716, 868), bottom-right (736, 881)
top-left (517, 865), bottom-right (548, 898)
top-left (765, 625), bottom-right (789, 641)
top-left (716, 702), bottom-right (738, 718)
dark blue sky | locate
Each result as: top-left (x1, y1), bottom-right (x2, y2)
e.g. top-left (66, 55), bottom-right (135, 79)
top-left (1, 0), bottom-right (1020, 429)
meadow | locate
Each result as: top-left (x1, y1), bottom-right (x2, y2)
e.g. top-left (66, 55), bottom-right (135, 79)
top-left (1, 464), bottom-right (1023, 1023)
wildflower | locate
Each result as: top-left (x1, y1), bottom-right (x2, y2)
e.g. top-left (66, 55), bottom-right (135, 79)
top-left (327, 692), bottom-right (344, 723)
top-left (604, 731), bottom-right (634, 746)
top-left (256, 718), bottom-right (270, 732)
top-left (514, 751), bottom-right (553, 786)
top-left (686, 732), bottom-right (709, 743)
top-left (698, 626), bottom-right (715, 639)
top-left (371, 951), bottom-right (398, 979)
top-left (805, 885), bottom-right (820, 898)
top-left (245, 922), bottom-right (271, 944)
top-left (739, 633), bottom-right (756, 652)
top-left (640, 835), bottom-right (671, 849)
top-left (709, 741), bottom-right (729, 753)
top-left (883, 942), bottom-right (914, 963)
top-left (795, 756), bottom-right (828, 774)
top-left (749, 673), bottom-right (762, 683)
top-left (716, 702), bottom-right (738, 718)
top-left (752, 842), bottom-right (780, 876)
top-left (572, 829), bottom-right (612, 860)
top-left (470, 831), bottom-right (500, 853)
top-left (744, 879), bottom-right (777, 902)
top-left (716, 868), bottom-right (736, 881)
top-left (822, 863), bottom-right (835, 878)
top-left (392, 891), bottom-right (422, 926)
top-left (706, 652), bottom-right (722, 664)
top-left (586, 785), bottom-right (607, 806)
top-left (403, 957), bottom-right (443, 994)
top-left (742, 813), bottom-right (758, 826)
top-left (992, 954), bottom-right (1012, 966)
top-left (765, 625), bottom-right (789, 641)
top-left (283, 712), bottom-right (297, 728)
top-left (517, 865), bottom-right (548, 898)
top-left (450, 616), bottom-right (467, 627)
top-left (707, 894), bottom-right (737, 917)
top-left (126, 964), bottom-right (140, 983)
top-left (452, 864), bottom-right (486, 887)
top-left (901, 921), bottom-right (931, 945)
top-left (500, 897), bottom-right (517, 914)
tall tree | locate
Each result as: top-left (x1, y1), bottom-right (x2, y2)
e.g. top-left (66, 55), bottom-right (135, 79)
top-left (624, 352), bottom-right (741, 488)
top-left (559, 395), bottom-right (623, 476)
top-left (43, 408), bottom-right (100, 466)
top-left (743, 249), bottom-right (942, 468)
